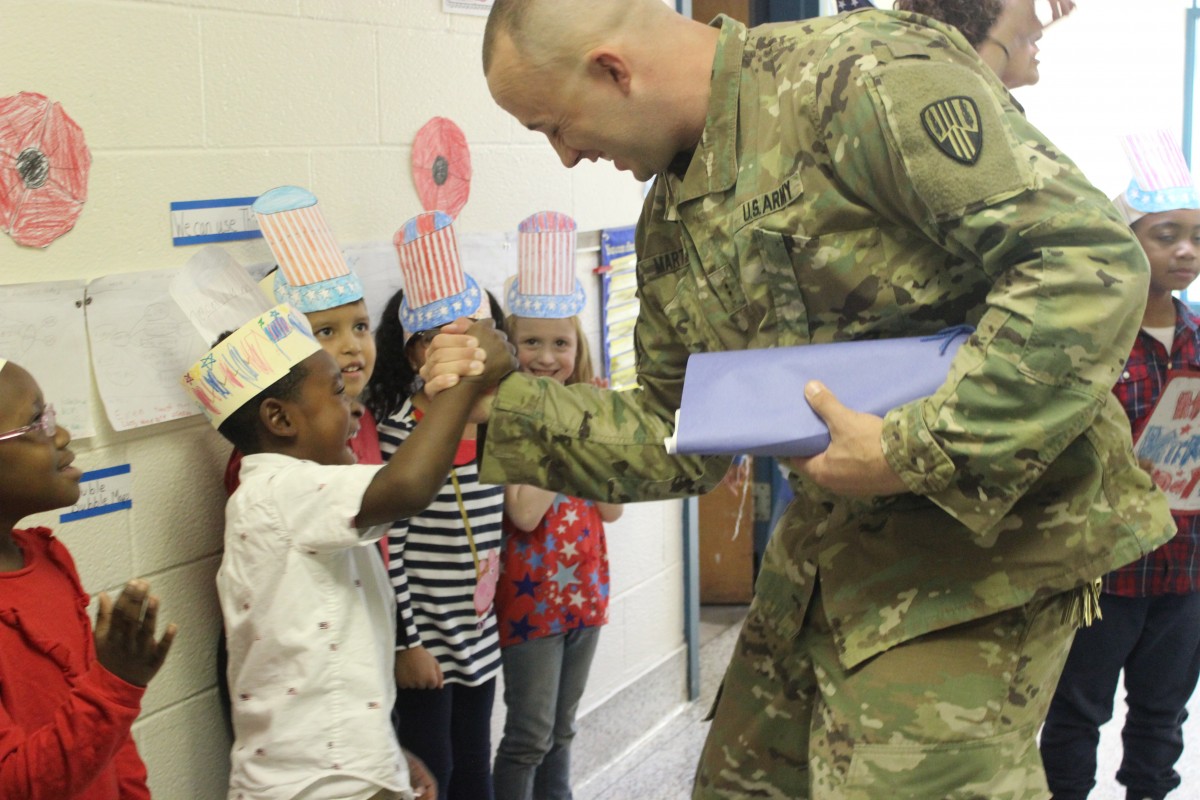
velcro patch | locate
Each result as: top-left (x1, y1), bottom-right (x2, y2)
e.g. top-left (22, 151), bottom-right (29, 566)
top-left (869, 60), bottom-right (1033, 219)
top-left (921, 97), bottom-right (982, 165)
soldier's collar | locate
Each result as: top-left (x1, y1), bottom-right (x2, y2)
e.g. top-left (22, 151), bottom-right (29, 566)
top-left (667, 15), bottom-right (743, 205)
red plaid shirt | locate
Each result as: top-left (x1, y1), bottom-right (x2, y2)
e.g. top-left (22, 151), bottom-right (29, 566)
top-left (1107, 298), bottom-right (1200, 596)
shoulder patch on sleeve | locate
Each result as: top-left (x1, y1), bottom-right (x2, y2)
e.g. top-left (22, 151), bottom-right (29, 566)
top-left (921, 96), bottom-right (982, 164)
top-left (870, 61), bottom-right (1035, 219)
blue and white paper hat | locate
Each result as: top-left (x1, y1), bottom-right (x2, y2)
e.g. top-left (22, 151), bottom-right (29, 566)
top-left (506, 211), bottom-right (585, 319)
top-left (252, 186), bottom-right (364, 313)
top-left (1115, 131), bottom-right (1200, 225)
top-left (393, 210), bottom-right (483, 337)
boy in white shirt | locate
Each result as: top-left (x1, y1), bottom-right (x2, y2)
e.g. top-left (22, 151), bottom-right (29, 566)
top-left (182, 304), bottom-right (512, 800)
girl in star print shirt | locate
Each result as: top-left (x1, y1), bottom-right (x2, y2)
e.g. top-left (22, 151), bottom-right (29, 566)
top-left (491, 312), bottom-right (623, 800)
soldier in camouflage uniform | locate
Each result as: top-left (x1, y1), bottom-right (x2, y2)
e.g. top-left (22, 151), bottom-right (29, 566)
top-left (428, 1), bottom-right (1179, 797)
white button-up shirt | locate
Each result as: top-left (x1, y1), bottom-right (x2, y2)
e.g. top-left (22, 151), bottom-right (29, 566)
top-left (220, 453), bottom-right (410, 800)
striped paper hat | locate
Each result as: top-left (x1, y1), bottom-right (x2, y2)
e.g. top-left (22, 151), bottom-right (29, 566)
top-left (507, 211), bottom-right (585, 319)
top-left (182, 304), bottom-right (321, 430)
top-left (393, 210), bottom-right (482, 336)
top-left (252, 186), bottom-right (364, 313)
top-left (1115, 130), bottom-right (1200, 225)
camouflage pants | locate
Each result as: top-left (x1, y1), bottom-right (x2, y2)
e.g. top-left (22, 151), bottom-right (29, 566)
top-left (694, 582), bottom-right (1077, 799)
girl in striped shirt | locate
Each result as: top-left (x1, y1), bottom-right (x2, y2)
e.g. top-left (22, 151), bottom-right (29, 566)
top-left (367, 286), bottom-right (508, 800)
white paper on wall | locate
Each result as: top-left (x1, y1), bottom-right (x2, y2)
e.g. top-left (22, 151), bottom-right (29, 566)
top-left (86, 268), bottom-right (208, 431)
top-left (344, 242), bottom-right (405, 330)
top-left (458, 231), bottom-right (517, 308)
top-left (169, 245), bottom-right (270, 345)
top-left (0, 279), bottom-right (92, 437)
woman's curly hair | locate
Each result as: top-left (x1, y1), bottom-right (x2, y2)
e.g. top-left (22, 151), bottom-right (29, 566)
top-left (892, 0), bottom-right (1004, 47)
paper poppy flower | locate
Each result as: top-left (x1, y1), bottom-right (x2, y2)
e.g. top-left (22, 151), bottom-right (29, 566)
top-left (0, 92), bottom-right (91, 248)
top-left (411, 117), bottom-right (472, 220)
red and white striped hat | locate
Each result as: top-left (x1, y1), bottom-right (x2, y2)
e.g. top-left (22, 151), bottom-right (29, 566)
top-left (393, 210), bottom-right (482, 335)
top-left (1114, 130), bottom-right (1200, 224)
top-left (252, 186), bottom-right (363, 313)
top-left (507, 211), bottom-right (585, 319)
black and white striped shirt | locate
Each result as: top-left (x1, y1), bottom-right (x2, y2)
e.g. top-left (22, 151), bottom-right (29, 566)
top-left (377, 398), bottom-right (502, 687)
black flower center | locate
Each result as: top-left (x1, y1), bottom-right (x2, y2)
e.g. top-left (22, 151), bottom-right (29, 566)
top-left (16, 147), bottom-right (49, 190)
top-left (432, 155), bottom-right (449, 186)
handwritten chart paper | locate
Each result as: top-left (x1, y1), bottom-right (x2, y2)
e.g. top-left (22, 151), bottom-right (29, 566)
top-left (0, 279), bottom-right (92, 437)
top-left (87, 268), bottom-right (207, 431)
top-left (1134, 372), bottom-right (1200, 514)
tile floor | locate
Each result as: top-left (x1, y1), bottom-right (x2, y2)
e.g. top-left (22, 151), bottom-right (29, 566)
top-left (572, 605), bottom-right (1200, 800)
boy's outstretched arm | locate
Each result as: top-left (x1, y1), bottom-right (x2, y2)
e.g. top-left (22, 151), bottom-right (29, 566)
top-left (357, 319), bottom-right (515, 528)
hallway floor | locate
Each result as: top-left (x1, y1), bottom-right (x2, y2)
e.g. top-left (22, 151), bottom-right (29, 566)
top-left (575, 606), bottom-right (1200, 800)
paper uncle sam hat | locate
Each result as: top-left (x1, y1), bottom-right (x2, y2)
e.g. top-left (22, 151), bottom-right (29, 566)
top-left (393, 210), bottom-right (483, 336)
top-left (181, 304), bottom-right (321, 430)
top-left (506, 211), bottom-right (585, 319)
top-left (252, 186), bottom-right (364, 313)
top-left (1115, 130), bottom-right (1200, 225)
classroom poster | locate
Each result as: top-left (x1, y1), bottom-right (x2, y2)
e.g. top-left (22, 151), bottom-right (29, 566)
top-left (0, 279), bottom-right (93, 437)
top-left (87, 268), bottom-right (208, 431)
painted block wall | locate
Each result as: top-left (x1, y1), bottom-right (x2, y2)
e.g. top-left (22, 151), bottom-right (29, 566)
top-left (0, 1), bottom-right (673, 797)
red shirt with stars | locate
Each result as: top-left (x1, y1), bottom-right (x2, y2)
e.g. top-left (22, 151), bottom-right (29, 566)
top-left (496, 495), bottom-right (610, 648)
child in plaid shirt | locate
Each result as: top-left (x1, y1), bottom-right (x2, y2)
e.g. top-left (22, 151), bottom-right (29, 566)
top-left (1040, 132), bottom-right (1200, 800)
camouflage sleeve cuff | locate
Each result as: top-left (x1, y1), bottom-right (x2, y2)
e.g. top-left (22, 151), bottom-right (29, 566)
top-left (480, 373), bottom-right (545, 486)
top-left (881, 400), bottom-right (956, 497)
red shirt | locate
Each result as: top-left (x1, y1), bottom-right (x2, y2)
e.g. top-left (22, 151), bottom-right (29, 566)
top-left (496, 496), bottom-right (610, 648)
top-left (0, 528), bottom-right (149, 799)
top-left (1107, 300), bottom-right (1200, 596)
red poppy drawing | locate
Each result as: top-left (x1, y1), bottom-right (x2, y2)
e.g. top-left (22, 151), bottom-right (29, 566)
top-left (0, 92), bottom-right (91, 248)
top-left (411, 117), bottom-right (471, 219)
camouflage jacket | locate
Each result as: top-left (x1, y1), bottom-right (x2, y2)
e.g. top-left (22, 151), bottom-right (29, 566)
top-left (481, 10), bottom-right (1174, 667)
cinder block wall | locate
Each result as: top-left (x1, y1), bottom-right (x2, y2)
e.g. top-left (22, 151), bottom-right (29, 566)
top-left (0, 2), bottom-right (680, 797)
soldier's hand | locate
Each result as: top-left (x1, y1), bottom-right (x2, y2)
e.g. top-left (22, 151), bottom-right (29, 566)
top-left (789, 381), bottom-right (907, 497)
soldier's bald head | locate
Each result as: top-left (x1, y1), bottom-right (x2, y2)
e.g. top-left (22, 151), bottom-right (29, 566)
top-left (483, 0), bottom-right (671, 76)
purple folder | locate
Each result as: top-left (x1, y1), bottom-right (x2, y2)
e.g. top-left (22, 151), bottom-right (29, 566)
top-left (663, 327), bottom-right (972, 458)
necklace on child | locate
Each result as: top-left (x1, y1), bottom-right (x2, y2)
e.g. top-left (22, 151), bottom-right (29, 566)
top-left (450, 468), bottom-right (498, 628)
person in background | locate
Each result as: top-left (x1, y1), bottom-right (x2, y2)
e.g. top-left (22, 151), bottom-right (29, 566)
top-left (0, 357), bottom-right (176, 800)
top-left (491, 212), bottom-right (623, 800)
top-left (419, 1), bottom-right (1175, 796)
top-left (224, 185), bottom-right (382, 493)
top-left (185, 301), bottom-right (511, 800)
top-left (365, 211), bottom-right (507, 800)
top-left (1039, 131), bottom-right (1200, 800)
top-left (891, 0), bottom-right (1074, 88)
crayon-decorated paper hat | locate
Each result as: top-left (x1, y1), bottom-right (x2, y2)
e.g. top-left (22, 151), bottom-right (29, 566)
top-left (181, 304), bottom-right (320, 430)
top-left (507, 211), bottom-right (585, 319)
top-left (1114, 130), bottom-right (1200, 225)
top-left (393, 210), bottom-right (483, 336)
top-left (252, 186), bottom-right (364, 313)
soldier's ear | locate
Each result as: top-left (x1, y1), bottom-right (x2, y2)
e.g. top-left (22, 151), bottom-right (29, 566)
top-left (587, 49), bottom-right (633, 95)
